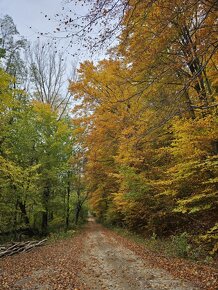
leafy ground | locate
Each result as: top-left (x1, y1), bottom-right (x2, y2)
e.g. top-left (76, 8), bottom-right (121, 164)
top-left (0, 219), bottom-right (217, 289)
top-left (0, 232), bottom-right (84, 289)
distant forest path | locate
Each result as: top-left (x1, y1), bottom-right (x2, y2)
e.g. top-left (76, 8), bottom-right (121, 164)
top-left (0, 219), bottom-right (217, 289)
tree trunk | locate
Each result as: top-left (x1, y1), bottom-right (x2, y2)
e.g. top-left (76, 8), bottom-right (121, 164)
top-left (18, 201), bottom-right (30, 226)
top-left (75, 203), bottom-right (81, 225)
top-left (13, 199), bottom-right (19, 239)
top-left (184, 90), bottom-right (195, 119)
top-left (41, 186), bottom-right (50, 234)
top-left (65, 179), bottom-right (70, 231)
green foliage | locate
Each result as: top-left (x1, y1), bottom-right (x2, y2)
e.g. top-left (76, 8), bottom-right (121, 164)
top-left (0, 15), bottom-right (27, 84)
top-left (111, 226), bottom-right (214, 263)
top-left (0, 15), bottom-right (88, 240)
top-left (0, 69), bottom-right (86, 237)
top-left (48, 229), bottom-right (77, 243)
top-left (0, 47), bottom-right (6, 58)
top-left (171, 232), bottom-right (191, 258)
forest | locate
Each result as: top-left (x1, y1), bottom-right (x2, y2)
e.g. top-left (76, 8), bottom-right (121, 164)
top-left (0, 0), bottom-right (218, 261)
top-left (0, 14), bottom-right (88, 240)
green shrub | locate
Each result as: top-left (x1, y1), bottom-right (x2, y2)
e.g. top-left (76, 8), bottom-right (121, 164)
top-left (170, 232), bottom-right (191, 258)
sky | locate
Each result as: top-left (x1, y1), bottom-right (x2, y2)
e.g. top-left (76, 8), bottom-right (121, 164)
top-left (0, 0), bottom-right (107, 67)
top-left (0, 0), bottom-right (63, 39)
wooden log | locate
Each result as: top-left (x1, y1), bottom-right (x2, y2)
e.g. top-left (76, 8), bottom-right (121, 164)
top-left (0, 239), bottom-right (47, 258)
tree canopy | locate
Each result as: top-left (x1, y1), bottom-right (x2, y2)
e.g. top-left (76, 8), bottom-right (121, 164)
top-left (69, 0), bottom-right (218, 255)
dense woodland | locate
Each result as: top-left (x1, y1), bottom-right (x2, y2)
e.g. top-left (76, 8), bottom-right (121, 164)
top-left (0, 0), bottom-right (218, 259)
top-left (0, 15), bottom-right (88, 239)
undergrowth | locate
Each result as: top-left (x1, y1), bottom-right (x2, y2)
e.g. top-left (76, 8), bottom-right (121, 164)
top-left (48, 221), bottom-right (87, 243)
top-left (110, 227), bottom-right (215, 265)
top-left (48, 229), bottom-right (78, 243)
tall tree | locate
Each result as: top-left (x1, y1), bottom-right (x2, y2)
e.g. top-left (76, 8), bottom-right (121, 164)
top-left (28, 42), bottom-right (73, 119)
top-left (0, 15), bottom-right (27, 88)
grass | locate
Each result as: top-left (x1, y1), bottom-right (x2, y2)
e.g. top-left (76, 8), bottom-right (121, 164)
top-left (47, 221), bottom-right (87, 244)
top-left (48, 229), bottom-right (78, 243)
top-left (109, 226), bottom-right (214, 265)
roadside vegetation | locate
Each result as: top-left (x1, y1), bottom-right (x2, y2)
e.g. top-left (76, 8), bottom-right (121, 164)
top-left (109, 227), bottom-right (215, 265)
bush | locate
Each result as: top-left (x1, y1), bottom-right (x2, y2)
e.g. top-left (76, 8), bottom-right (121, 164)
top-left (170, 232), bottom-right (191, 258)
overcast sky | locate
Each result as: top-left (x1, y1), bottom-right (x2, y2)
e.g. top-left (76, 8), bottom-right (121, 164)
top-left (0, 0), bottom-right (106, 66)
top-left (0, 0), bottom-right (63, 38)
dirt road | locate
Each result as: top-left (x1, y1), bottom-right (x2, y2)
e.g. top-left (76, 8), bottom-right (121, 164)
top-left (0, 219), bottom-right (217, 289)
top-left (79, 220), bottom-right (199, 290)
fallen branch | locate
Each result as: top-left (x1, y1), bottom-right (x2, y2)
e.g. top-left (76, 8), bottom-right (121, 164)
top-left (0, 239), bottom-right (47, 258)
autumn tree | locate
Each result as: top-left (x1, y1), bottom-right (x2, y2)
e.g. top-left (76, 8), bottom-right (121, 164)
top-left (69, 0), bottom-right (218, 255)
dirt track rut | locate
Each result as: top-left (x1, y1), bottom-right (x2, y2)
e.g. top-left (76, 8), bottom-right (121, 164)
top-left (79, 220), bottom-right (199, 290)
